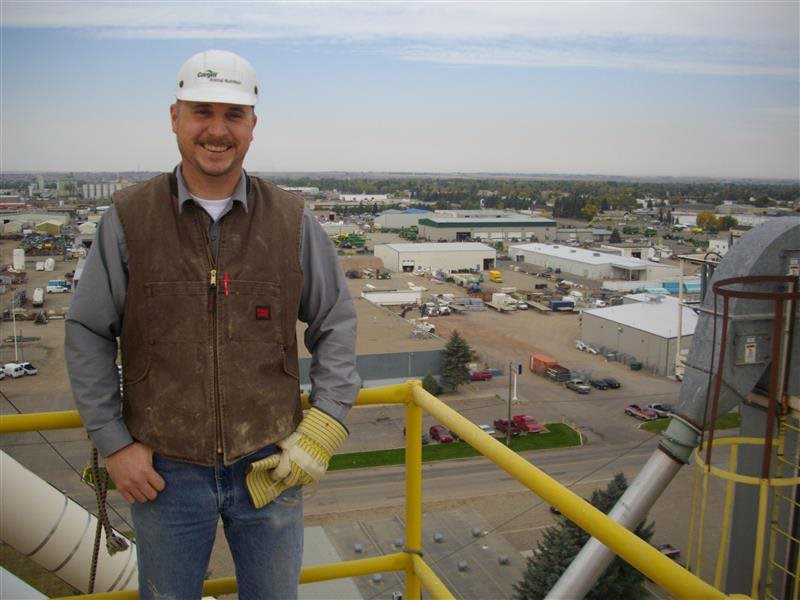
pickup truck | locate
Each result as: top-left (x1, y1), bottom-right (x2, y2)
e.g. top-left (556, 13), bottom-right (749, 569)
top-left (512, 414), bottom-right (546, 433)
top-left (493, 418), bottom-right (525, 436)
top-left (494, 416), bottom-right (546, 435)
top-left (546, 365), bottom-right (571, 382)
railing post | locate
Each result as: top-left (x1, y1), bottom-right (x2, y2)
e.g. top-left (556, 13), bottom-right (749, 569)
top-left (404, 382), bottom-right (423, 600)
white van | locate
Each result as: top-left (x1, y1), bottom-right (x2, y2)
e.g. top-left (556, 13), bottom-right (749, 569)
top-left (4, 363), bottom-right (25, 378)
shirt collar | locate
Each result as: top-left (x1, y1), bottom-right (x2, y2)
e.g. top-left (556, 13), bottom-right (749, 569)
top-left (175, 165), bottom-right (249, 213)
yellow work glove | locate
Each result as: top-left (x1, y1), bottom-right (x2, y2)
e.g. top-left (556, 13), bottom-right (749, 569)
top-left (245, 408), bottom-right (348, 509)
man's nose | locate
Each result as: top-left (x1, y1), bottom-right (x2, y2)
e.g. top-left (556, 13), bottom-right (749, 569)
top-left (207, 115), bottom-right (228, 136)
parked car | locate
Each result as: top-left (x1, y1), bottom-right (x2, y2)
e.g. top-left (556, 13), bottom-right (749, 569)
top-left (512, 414), bottom-right (546, 433)
top-left (493, 418), bottom-right (525, 436)
top-left (625, 404), bottom-right (659, 421)
top-left (566, 379), bottom-right (591, 394)
top-left (575, 340), bottom-right (588, 351)
top-left (3, 363), bottom-right (24, 378)
top-left (403, 427), bottom-right (429, 445)
top-left (429, 424), bottom-right (454, 443)
top-left (469, 370), bottom-right (493, 381)
top-left (18, 362), bottom-right (37, 376)
top-left (648, 403), bottom-right (675, 418)
top-left (656, 543), bottom-right (681, 560)
top-left (589, 379), bottom-right (608, 390)
top-left (479, 424), bottom-right (496, 436)
top-left (516, 301), bottom-right (529, 310)
top-left (603, 377), bottom-right (621, 389)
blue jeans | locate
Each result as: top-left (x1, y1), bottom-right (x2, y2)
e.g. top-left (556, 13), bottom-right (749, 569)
top-left (130, 446), bottom-right (303, 600)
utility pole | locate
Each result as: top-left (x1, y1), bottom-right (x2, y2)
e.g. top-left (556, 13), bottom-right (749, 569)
top-left (507, 361), bottom-right (513, 447)
top-left (512, 363), bottom-right (519, 403)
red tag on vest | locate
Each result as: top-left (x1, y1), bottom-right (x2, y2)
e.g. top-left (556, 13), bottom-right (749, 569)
top-left (255, 305), bottom-right (271, 320)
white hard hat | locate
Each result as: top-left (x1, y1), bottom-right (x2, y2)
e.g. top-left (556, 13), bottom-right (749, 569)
top-left (175, 49), bottom-right (259, 106)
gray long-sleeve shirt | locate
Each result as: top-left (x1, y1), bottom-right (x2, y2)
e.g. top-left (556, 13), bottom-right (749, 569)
top-left (65, 168), bottom-right (360, 458)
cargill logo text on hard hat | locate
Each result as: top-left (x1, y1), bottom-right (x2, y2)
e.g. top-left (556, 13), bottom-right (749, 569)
top-left (197, 69), bottom-right (219, 79)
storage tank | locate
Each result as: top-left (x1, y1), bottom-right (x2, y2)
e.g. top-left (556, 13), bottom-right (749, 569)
top-left (12, 249), bottom-right (25, 271)
top-left (44, 258), bottom-right (55, 272)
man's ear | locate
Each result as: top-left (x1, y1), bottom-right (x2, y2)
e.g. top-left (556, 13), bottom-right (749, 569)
top-left (170, 103), bottom-right (179, 134)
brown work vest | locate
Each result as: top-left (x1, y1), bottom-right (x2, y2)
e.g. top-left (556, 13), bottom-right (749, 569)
top-left (114, 172), bottom-right (304, 465)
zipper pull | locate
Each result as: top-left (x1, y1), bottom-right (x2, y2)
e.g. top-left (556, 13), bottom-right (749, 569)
top-left (208, 269), bottom-right (218, 312)
top-left (223, 272), bottom-right (231, 297)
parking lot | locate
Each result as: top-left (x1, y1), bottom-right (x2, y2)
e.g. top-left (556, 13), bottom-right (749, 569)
top-left (0, 239), bottom-right (720, 599)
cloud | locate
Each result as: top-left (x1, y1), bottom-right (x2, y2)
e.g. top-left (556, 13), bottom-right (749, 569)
top-left (3, 1), bottom-right (797, 77)
top-left (396, 42), bottom-right (798, 78)
top-left (3, 2), bottom-right (798, 43)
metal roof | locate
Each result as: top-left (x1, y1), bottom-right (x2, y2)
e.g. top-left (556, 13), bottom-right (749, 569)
top-left (383, 242), bottom-right (496, 253)
top-left (511, 243), bottom-right (649, 269)
top-left (584, 295), bottom-right (698, 339)
top-left (420, 216), bottom-right (555, 227)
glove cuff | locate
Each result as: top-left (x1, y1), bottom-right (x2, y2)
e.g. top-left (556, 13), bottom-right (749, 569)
top-left (297, 407), bottom-right (348, 456)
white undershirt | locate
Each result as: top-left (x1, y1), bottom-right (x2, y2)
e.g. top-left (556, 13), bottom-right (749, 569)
top-left (192, 195), bottom-right (231, 222)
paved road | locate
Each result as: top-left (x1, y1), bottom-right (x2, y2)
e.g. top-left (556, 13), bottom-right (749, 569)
top-left (307, 438), bottom-right (662, 517)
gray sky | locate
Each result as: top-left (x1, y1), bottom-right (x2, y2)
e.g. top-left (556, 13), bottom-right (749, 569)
top-left (1, 1), bottom-right (798, 179)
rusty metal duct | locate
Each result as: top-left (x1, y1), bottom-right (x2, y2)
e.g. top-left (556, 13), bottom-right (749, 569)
top-left (547, 217), bottom-right (800, 599)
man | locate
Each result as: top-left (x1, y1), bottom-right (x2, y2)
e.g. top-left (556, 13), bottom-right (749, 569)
top-left (65, 49), bottom-right (360, 599)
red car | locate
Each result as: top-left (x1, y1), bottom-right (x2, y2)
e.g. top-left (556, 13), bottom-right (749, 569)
top-left (512, 414), bottom-right (546, 434)
top-left (429, 424), bottom-right (454, 443)
top-left (625, 404), bottom-right (659, 421)
top-left (469, 370), bottom-right (493, 381)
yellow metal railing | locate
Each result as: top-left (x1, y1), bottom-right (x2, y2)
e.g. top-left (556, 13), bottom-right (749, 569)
top-left (1, 381), bottom-right (736, 599)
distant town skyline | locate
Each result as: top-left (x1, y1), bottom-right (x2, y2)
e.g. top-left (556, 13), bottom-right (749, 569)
top-left (1, 1), bottom-right (798, 180)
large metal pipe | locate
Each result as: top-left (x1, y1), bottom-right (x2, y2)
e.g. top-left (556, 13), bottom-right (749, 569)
top-left (0, 451), bottom-right (138, 593)
top-left (546, 450), bottom-right (683, 598)
top-left (547, 217), bottom-right (800, 599)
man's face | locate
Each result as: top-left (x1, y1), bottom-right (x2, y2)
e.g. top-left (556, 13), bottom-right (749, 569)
top-left (170, 101), bottom-right (257, 181)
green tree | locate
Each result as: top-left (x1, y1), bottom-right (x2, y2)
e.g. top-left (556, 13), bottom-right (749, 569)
top-left (717, 215), bottom-right (738, 230)
top-left (696, 211), bottom-right (719, 231)
top-left (581, 203), bottom-right (598, 220)
top-left (441, 330), bottom-right (473, 391)
top-left (513, 473), bottom-right (653, 600)
top-left (422, 372), bottom-right (442, 396)
top-left (609, 228), bottom-right (622, 244)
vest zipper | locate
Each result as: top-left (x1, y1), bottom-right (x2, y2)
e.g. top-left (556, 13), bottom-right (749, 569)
top-left (209, 266), bottom-right (223, 456)
top-left (198, 212), bottom-right (224, 459)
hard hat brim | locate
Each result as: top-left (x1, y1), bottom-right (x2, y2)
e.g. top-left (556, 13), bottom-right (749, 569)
top-left (176, 87), bottom-right (257, 106)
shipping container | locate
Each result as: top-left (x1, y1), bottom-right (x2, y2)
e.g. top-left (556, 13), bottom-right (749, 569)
top-left (530, 353), bottom-right (558, 374)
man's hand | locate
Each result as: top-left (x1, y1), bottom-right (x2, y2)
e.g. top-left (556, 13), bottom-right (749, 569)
top-left (245, 408), bottom-right (348, 509)
top-left (104, 442), bottom-right (166, 504)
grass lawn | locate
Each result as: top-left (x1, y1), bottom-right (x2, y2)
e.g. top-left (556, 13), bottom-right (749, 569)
top-left (329, 423), bottom-right (581, 471)
top-left (640, 411), bottom-right (741, 434)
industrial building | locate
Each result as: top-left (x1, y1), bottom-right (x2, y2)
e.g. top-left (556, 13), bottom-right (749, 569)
top-left (373, 242), bottom-right (496, 273)
top-left (580, 293), bottom-right (697, 376)
top-left (373, 208), bottom-right (432, 229)
top-left (509, 243), bottom-right (680, 281)
top-left (417, 214), bottom-right (556, 242)
top-left (555, 228), bottom-right (613, 244)
top-left (599, 242), bottom-right (657, 261)
top-left (81, 181), bottom-right (130, 201)
top-left (319, 221), bottom-right (359, 237)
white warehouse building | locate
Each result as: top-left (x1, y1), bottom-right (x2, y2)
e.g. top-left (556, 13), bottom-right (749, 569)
top-left (581, 293), bottom-right (698, 376)
top-left (374, 208), bottom-right (432, 229)
top-left (373, 242), bottom-right (496, 273)
top-left (509, 243), bottom-right (680, 281)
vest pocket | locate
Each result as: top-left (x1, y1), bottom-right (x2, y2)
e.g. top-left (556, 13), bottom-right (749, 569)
top-left (222, 280), bottom-right (283, 343)
top-left (145, 281), bottom-right (209, 343)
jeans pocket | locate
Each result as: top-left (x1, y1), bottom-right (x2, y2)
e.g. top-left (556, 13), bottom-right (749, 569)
top-left (275, 485), bottom-right (303, 507)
